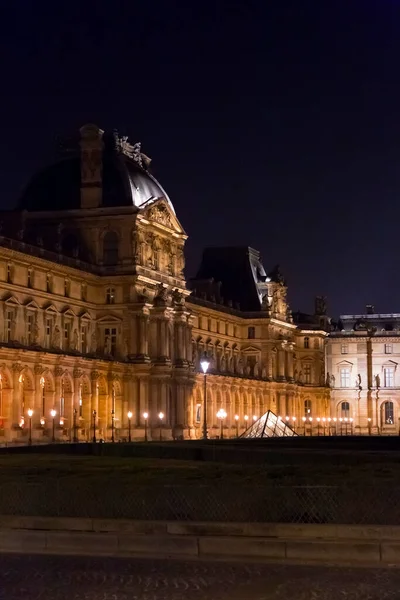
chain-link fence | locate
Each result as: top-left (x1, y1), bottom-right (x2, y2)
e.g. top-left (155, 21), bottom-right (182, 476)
top-left (0, 480), bottom-right (399, 525)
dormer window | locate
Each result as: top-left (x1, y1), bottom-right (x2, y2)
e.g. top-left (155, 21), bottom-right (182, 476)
top-left (106, 287), bottom-right (115, 305)
top-left (248, 327), bottom-right (255, 339)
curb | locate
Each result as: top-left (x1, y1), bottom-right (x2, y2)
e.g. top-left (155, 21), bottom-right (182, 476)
top-left (0, 516), bottom-right (400, 565)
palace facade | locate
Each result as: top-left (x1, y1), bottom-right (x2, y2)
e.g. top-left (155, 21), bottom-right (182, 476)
top-left (0, 123), bottom-right (394, 443)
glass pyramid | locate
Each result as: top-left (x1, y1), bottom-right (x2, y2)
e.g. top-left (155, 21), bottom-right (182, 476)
top-left (240, 410), bottom-right (298, 438)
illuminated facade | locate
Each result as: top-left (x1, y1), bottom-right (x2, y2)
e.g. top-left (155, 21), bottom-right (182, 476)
top-left (326, 307), bottom-right (400, 435)
top-left (0, 123), bottom-right (333, 443)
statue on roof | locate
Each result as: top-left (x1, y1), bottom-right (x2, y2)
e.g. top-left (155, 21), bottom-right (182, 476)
top-left (267, 264), bottom-right (285, 285)
top-left (114, 131), bottom-right (143, 166)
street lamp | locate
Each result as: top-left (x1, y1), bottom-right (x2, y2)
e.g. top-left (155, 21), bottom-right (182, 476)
top-left (216, 408), bottom-right (227, 439)
top-left (92, 410), bottom-right (97, 443)
top-left (234, 414), bottom-right (239, 437)
top-left (111, 409), bottom-right (115, 443)
top-left (50, 409), bottom-right (56, 443)
top-left (252, 415), bottom-right (258, 422)
top-left (27, 408), bottom-right (33, 446)
top-left (200, 352), bottom-right (210, 440)
top-left (244, 414), bottom-right (249, 428)
top-left (127, 411), bottom-right (132, 443)
top-left (158, 411), bottom-right (164, 441)
top-left (143, 411), bottom-right (148, 442)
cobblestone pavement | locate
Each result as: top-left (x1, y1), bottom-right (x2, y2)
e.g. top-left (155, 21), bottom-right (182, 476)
top-left (1, 554), bottom-right (400, 599)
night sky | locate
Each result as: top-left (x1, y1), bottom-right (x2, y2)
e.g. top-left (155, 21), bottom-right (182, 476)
top-left (0, 0), bottom-right (399, 318)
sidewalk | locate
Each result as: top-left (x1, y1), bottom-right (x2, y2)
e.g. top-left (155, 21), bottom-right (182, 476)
top-left (1, 515), bottom-right (400, 566)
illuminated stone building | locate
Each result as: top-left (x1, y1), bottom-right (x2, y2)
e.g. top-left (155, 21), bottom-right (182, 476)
top-left (326, 306), bottom-right (400, 435)
top-left (0, 124), bottom-right (328, 443)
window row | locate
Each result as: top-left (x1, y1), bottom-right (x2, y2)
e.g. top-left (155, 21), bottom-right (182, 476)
top-left (341, 343), bottom-right (394, 354)
top-left (303, 337), bottom-right (321, 349)
top-left (339, 367), bottom-right (396, 388)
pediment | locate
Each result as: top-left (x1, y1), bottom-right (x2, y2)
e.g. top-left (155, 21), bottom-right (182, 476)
top-left (301, 355), bottom-right (314, 362)
top-left (44, 304), bottom-right (58, 313)
top-left (242, 345), bottom-right (260, 354)
top-left (25, 300), bottom-right (40, 310)
top-left (337, 360), bottom-right (353, 367)
top-left (142, 199), bottom-right (186, 235)
top-left (79, 311), bottom-right (92, 321)
top-left (97, 315), bottom-right (122, 324)
top-left (383, 360), bottom-right (398, 368)
top-left (62, 308), bottom-right (76, 318)
top-left (4, 295), bottom-right (20, 306)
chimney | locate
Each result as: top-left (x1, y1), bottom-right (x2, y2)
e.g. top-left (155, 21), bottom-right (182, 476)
top-left (366, 304), bottom-right (375, 315)
top-left (79, 124), bottom-right (104, 209)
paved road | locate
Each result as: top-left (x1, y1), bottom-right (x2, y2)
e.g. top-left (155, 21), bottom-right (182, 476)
top-left (0, 554), bottom-right (400, 599)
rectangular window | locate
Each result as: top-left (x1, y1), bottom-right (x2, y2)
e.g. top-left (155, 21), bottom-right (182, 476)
top-left (7, 264), bottom-right (12, 284)
top-left (248, 327), bottom-right (255, 339)
top-left (341, 343), bottom-right (348, 354)
top-left (5, 310), bottom-right (12, 342)
top-left (198, 316), bottom-right (203, 329)
top-left (64, 323), bottom-right (71, 345)
top-left (105, 327), bottom-right (117, 355)
top-left (225, 322), bottom-right (229, 335)
top-left (27, 269), bottom-right (32, 288)
top-left (106, 287), bottom-right (115, 304)
top-left (216, 321), bottom-right (220, 334)
top-left (46, 318), bottom-right (52, 343)
top-left (234, 326), bottom-right (237, 337)
top-left (304, 364), bottom-right (312, 384)
top-left (385, 344), bottom-right (393, 354)
top-left (81, 283), bottom-right (87, 301)
top-left (384, 367), bottom-right (395, 388)
top-left (27, 314), bottom-right (34, 345)
top-left (64, 279), bottom-right (69, 297)
top-left (81, 325), bottom-right (87, 353)
top-left (340, 367), bottom-right (351, 388)
top-left (46, 274), bottom-right (51, 293)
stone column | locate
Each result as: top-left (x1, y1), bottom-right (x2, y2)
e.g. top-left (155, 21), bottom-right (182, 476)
top-left (138, 376), bottom-right (148, 426)
top-left (91, 371), bottom-right (99, 414)
top-left (12, 363), bottom-right (23, 426)
top-left (122, 373), bottom-right (131, 430)
top-left (54, 367), bottom-right (63, 413)
top-left (278, 392), bottom-right (286, 417)
top-left (277, 344), bottom-right (286, 381)
top-left (138, 313), bottom-right (149, 357)
top-left (286, 345), bottom-right (294, 382)
top-left (175, 381), bottom-right (185, 429)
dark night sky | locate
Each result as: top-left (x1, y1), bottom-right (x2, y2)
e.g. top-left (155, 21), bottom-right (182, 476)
top-left (0, 0), bottom-right (399, 317)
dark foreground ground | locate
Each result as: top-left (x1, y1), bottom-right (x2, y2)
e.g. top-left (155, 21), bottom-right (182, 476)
top-left (0, 554), bottom-right (399, 600)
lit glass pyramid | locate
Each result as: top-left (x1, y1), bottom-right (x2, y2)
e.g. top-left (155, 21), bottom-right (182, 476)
top-left (240, 410), bottom-right (298, 438)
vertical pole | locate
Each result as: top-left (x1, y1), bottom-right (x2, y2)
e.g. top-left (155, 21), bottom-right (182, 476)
top-left (128, 417), bottom-right (131, 443)
top-left (111, 410), bottom-right (115, 443)
top-left (202, 373), bottom-right (208, 440)
top-left (29, 417), bottom-right (32, 446)
top-left (73, 408), bottom-right (77, 443)
top-left (52, 417), bottom-right (55, 443)
top-left (144, 417), bottom-right (148, 442)
top-left (92, 410), bottom-right (96, 443)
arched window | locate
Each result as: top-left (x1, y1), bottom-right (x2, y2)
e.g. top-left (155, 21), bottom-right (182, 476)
top-left (304, 399), bottom-right (312, 416)
top-left (383, 401), bottom-right (394, 425)
top-left (103, 231), bottom-right (119, 266)
top-left (341, 401), bottom-right (350, 418)
top-left (304, 337), bottom-right (309, 349)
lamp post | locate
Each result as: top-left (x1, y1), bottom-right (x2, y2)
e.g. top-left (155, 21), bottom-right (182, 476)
top-left (143, 412), bottom-right (148, 442)
top-left (111, 410), bottom-right (115, 443)
top-left (50, 409), bottom-right (56, 443)
top-left (73, 408), bottom-right (78, 443)
top-left (302, 416), bottom-right (306, 436)
top-left (244, 414), bottom-right (249, 429)
top-left (217, 408), bottom-right (227, 439)
top-left (292, 416), bottom-right (297, 433)
top-left (367, 417), bottom-right (372, 435)
top-left (158, 411), bottom-right (164, 441)
top-left (234, 414), bottom-right (239, 437)
top-left (200, 353), bottom-right (210, 440)
top-left (127, 411), bottom-right (132, 443)
top-left (309, 416), bottom-right (313, 437)
top-left (92, 410), bottom-right (97, 443)
top-left (27, 408), bottom-right (33, 446)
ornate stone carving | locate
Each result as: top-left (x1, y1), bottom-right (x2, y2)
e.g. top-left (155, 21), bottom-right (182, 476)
top-left (176, 245), bottom-right (185, 277)
top-left (104, 334), bottom-right (112, 355)
top-left (148, 204), bottom-right (172, 228)
top-left (12, 363), bottom-right (23, 373)
top-left (72, 329), bottom-right (79, 351)
top-left (73, 368), bottom-right (83, 379)
top-left (34, 364), bottom-right (44, 375)
top-left (52, 325), bottom-right (61, 348)
top-left (114, 133), bottom-right (142, 165)
top-left (171, 288), bottom-right (184, 306)
top-left (154, 283), bottom-right (170, 306)
top-left (91, 330), bottom-right (97, 353)
top-left (54, 366), bottom-right (64, 378)
top-left (91, 370), bottom-right (100, 381)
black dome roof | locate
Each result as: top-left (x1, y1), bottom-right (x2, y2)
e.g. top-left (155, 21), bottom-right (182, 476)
top-left (18, 129), bottom-right (172, 213)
